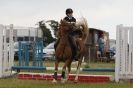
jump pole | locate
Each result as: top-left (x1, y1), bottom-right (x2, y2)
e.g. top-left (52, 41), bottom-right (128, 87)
top-left (45, 67), bottom-right (115, 72)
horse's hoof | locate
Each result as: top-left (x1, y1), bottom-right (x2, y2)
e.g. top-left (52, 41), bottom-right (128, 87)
top-left (52, 79), bottom-right (57, 83)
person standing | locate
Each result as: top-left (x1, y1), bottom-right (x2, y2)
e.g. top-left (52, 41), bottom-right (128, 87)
top-left (98, 33), bottom-right (105, 57)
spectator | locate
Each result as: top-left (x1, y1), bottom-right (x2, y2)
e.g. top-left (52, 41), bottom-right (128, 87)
top-left (98, 33), bottom-right (105, 57)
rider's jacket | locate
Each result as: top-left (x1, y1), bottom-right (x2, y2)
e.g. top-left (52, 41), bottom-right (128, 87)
top-left (63, 16), bottom-right (76, 23)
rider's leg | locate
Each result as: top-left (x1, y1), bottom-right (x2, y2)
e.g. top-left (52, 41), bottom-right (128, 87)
top-left (68, 35), bottom-right (78, 60)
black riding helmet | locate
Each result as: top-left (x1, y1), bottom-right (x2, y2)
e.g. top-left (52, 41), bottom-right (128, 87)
top-left (66, 8), bottom-right (73, 14)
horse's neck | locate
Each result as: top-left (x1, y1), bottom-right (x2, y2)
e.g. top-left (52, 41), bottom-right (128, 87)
top-left (59, 35), bottom-right (70, 46)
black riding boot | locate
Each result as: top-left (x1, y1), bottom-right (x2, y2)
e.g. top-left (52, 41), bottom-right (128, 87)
top-left (68, 35), bottom-right (78, 61)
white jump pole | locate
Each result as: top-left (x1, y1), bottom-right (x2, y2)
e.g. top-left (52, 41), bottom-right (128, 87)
top-left (0, 25), bottom-right (4, 77)
top-left (9, 24), bottom-right (14, 70)
top-left (115, 24), bottom-right (133, 82)
top-left (0, 24), bottom-right (15, 78)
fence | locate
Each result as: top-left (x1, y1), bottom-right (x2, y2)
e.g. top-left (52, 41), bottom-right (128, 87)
top-left (0, 24), bottom-right (14, 78)
top-left (115, 24), bottom-right (133, 82)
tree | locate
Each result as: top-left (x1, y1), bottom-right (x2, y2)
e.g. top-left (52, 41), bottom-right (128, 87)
top-left (46, 20), bottom-right (59, 38)
top-left (38, 21), bottom-right (55, 46)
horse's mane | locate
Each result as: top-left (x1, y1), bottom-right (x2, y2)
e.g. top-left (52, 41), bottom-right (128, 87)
top-left (58, 20), bottom-right (77, 37)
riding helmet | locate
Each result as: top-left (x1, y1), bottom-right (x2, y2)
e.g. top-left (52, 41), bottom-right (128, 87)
top-left (66, 8), bottom-right (73, 14)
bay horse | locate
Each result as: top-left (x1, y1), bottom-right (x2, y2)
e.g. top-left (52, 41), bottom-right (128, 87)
top-left (53, 17), bottom-right (89, 83)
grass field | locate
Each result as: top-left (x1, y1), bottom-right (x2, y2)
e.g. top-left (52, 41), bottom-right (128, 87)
top-left (0, 78), bottom-right (133, 88)
top-left (1, 61), bottom-right (132, 88)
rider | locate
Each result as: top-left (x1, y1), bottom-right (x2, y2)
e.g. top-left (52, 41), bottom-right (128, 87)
top-left (64, 8), bottom-right (76, 23)
top-left (54, 8), bottom-right (78, 61)
top-left (63, 8), bottom-right (78, 61)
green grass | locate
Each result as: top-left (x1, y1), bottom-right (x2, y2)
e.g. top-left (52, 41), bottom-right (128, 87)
top-left (3, 61), bottom-right (123, 88)
top-left (0, 78), bottom-right (133, 88)
top-left (44, 61), bottom-right (115, 75)
top-left (14, 60), bottom-right (115, 69)
top-left (44, 60), bottom-right (115, 68)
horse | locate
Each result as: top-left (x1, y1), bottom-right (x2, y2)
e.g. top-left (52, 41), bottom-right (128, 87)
top-left (52, 17), bottom-right (89, 83)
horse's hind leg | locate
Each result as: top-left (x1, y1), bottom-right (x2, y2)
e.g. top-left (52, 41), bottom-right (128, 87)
top-left (52, 60), bottom-right (59, 83)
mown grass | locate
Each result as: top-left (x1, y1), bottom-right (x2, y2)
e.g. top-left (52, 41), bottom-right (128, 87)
top-left (44, 60), bottom-right (115, 75)
top-left (0, 78), bottom-right (132, 88)
top-left (44, 60), bottom-right (115, 68)
top-left (14, 60), bottom-right (115, 68)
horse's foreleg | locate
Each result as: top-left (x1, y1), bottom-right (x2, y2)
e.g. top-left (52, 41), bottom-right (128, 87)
top-left (52, 60), bottom-right (59, 83)
top-left (74, 58), bottom-right (82, 82)
top-left (61, 66), bottom-right (66, 83)
top-left (66, 62), bottom-right (72, 81)
top-left (61, 60), bottom-right (70, 83)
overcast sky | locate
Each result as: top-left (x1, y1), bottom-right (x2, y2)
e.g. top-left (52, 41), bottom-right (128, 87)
top-left (0, 0), bottom-right (133, 39)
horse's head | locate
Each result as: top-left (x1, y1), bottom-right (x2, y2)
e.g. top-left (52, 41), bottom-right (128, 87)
top-left (59, 20), bottom-right (75, 31)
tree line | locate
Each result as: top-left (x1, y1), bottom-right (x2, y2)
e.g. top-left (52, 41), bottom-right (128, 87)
top-left (38, 20), bottom-right (59, 46)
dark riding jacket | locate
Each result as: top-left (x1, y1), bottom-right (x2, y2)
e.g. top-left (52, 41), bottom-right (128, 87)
top-left (63, 16), bottom-right (76, 23)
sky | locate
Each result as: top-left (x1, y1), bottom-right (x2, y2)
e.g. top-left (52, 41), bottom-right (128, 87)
top-left (0, 0), bottom-right (133, 39)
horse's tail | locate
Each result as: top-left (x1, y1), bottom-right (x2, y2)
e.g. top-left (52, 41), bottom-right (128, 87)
top-left (78, 17), bottom-right (89, 42)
